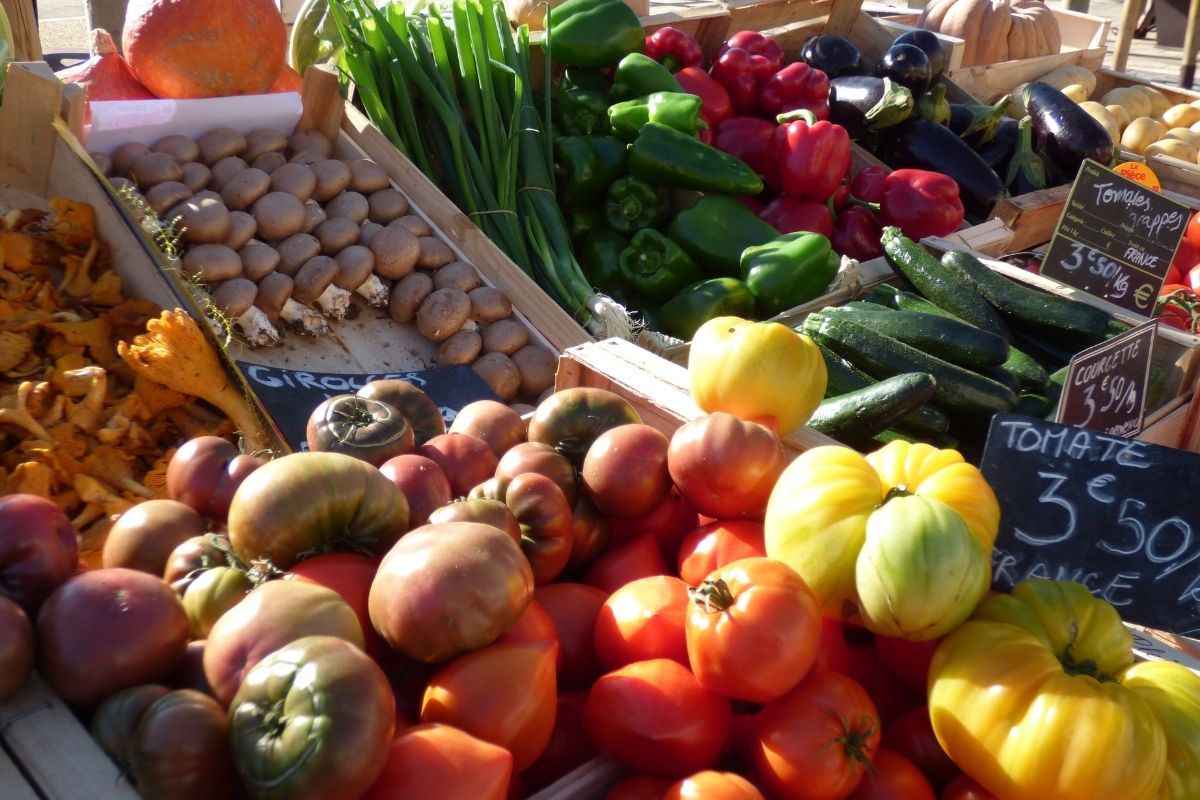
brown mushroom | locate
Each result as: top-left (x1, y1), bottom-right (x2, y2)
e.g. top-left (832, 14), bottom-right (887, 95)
top-left (251, 151), bottom-right (289, 175)
top-left (367, 188), bottom-right (410, 224)
top-left (174, 196), bottom-right (233, 245)
top-left (468, 286), bottom-right (512, 323)
top-left (239, 242), bottom-right (282, 281)
top-left (153, 134), bottom-right (200, 163)
top-left (289, 151), bottom-right (324, 167)
top-left (432, 261), bottom-right (482, 293)
top-left (191, 189), bottom-right (224, 204)
top-left (389, 272), bottom-right (434, 324)
top-left (302, 202), bottom-right (327, 235)
top-left (391, 214), bottom-right (432, 238)
top-left (253, 192), bottom-right (307, 241)
top-left (417, 237), bottom-right (456, 269)
top-left (416, 287), bottom-right (471, 343)
top-left (221, 168), bottom-right (272, 212)
top-left (311, 160), bottom-right (352, 203)
top-left (437, 330), bottom-right (483, 367)
top-left (324, 191), bottom-right (369, 225)
top-left (370, 225), bottom-right (421, 280)
top-left (471, 352), bottom-right (521, 402)
top-left (482, 318), bottom-right (529, 356)
top-left (511, 345), bottom-right (557, 400)
top-left (89, 151), bottom-right (113, 176)
top-left (146, 181), bottom-right (193, 217)
top-left (335, 245), bottom-right (388, 308)
top-left (270, 163), bottom-right (318, 202)
top-left (314, 216), bottom-right (360, 255)
top-left (293, 256), bottom-right (340, 304)
top-left (244, 129), bottom-right (289, 162)
top-left (197, 128), bottom-right (248, 164)
top-left (180, 161), bottom-right (213, 193)
top-left (108, 176), bottom-right (135, 193)
top-left (289, 129), bottom-right (333, 159)
top-left (359, 221), bottom-right (384, 247)
top-left (130, 152), bottom-right (184, 188)
top-left (210, 156), bottom-right (249, 190)
top-left (223, 211), bottom-right (258, 251)
top-left (276, 233), bottom-right (322, 275)
top-left (182, 244), bottom-right (242, 283)
top-left (255, 271), bottom-right (294, 325)
top-left (112, 142), bottom-right (151, 176)
top-left (212, 277), bottom-right (280, 347)
top-left (345, 159), bottom-right (390, 194)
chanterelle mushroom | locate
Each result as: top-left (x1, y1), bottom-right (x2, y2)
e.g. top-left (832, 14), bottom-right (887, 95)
top-left (212, 278), bottom-right (280, 347)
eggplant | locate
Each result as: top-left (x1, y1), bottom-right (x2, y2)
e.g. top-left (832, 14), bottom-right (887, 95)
top-left (975, 117), bottom-right (1020, 171)
top-left (877, 43), bottom-right (932, 96)
top-left (877, 118), bottom-right (1007, 219)
top-left (799, 35), bottom-right (865, 79)
top-left (916, 84), bottom-right (950, 125)
top-left (892, 29), bottom-right (948, 82)
top-left (947, 96), bottom-right (1011, 148)
top-left (1024, 81), bottom-right (1114, 181)
top-left (1005, 116), bottom-right (1048, 195)
top-left (828, 76), bottom-right (914, 139)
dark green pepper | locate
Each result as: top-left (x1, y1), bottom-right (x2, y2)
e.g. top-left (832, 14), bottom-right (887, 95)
top-left (556, 88), bottom-right (610, 135)
top-left (554, 135), bottom-right (629, 206)
top-left (610, 53), bottom-right (683, 101)
top-left (561, 66), bottom-right (610, 97)
top-left (1005, 115), bottom-right (1047, 195)
top-left (547, 0), bottom-right (645, 69)
top-left (657, 278), bottom-right (756, 340)
top-left (628, 122), bottom-right (764, 196)
top-left (619, 229), bottom-right (702, 300)
top-left (608, 92), bottom-right (707, 142)
top-left (605, 176), bottom-right (669, 235)
top-left (916, 83), bottom-right (951, 125)
top-left (580, 227), bottom-right (630, 296)
top-left (668, 195), bottom-right (781, 277)
top-left (567, 206), bottom-right (605, 246)
top-left (740, 232), bottom-right (840, 318)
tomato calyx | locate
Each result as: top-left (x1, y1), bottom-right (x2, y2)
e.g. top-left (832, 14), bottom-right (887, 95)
top-left (881, 484), bottom-right (913, 505)
top-left (1058, 649), bottom-right (1114, 682)
top-left (690, 578), bottom-right (737, 614)
top-left (834, 712), bottom-right (879, 771)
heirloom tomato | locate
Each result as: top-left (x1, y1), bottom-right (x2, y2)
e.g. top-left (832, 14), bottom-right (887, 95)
top-left (448, 399), bottom-right (527, 458)
top-left (593, 575), bottom-right (690, 669)
top-left (90, 684), bottom-right (171, 767)
top-left (357, 378), bottom-right (446, 444)
top-left (419, 433), bottom-right (500, 498)
top-left (287, 552), bottom-right (385, 659)
top-left (306, 393), bottom-right (416, 466)
top-left (495, 442), bottom-right (578, 504)
top-left (581, 424), bottom-right (672, 517)
top-left (0, 596), bottom-right (33, 700)
top-left (507, 472), bottom-right (574, 584)
top-left (534, 583), bottom-right (609, 690)
top-left (127, 689), bottom-right (241, 800)
top-left (668, 413), bottom-right (786, 520)
top-left (166, 436), bottom-right (264, 522)
top-left (928, 580), bottom-right (1169, 800)
top-left (585, 534), bottom-right (669, 595)
top-left (0, 494), bottom-right (79, 613)
top-left (1122, 659), bottom-right (1200, 800)
top-left (364, 723), bottom-right (513, 800)
top-left (677, 520), bottom-right (765, 585)
top-left (847, 749), bottom-right (935, 800)
top-left (610, 487), bottom-right (699, 558)
top-left (528, 387), bottom-right (642, 467)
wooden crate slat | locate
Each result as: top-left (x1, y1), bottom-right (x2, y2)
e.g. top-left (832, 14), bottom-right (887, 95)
top-left (951, 48), bottom-right (1107, 104)
top-left (0, 674), bottom-right (139, 800)
top-left (990, 185), bottom-right (1071, 252)
top-left (0, 747), bottom-right (40, 800)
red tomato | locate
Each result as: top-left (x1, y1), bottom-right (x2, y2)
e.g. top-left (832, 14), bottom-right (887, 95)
top-left (1184, 208), bottom-right (1200, 252)
top-left (584, 534), bottom-right (669, 595)
top-left (751, 670), bottom-right (881, 800)
top-left (418, 433), bottom-right (499, 497)
top-left (287, 553), bottom-right (385, 661)
top-left (665, 771), bottom-right (764, 799)
top-left (873, 635), bottom-right (942, 695)
top-left (1160, 282), bottom-right (1194, 296)
top-left (676, 520), bottom-right (765, 585)
top-left (520, 691), bottom-right (597, 791)
top-left (847, 749), bottom-right (935, 800)
top-left (1187, 263), bottom-right (1200, 293)
top-left (583, 658), bottom-right (731, 778)
top-left (815, 618), bottom-right (855, 674)
top-left (882, 707), bottom-right (958, 790)
top-left (685, 557), bottom-right (821, 703)
top-left (421, 641), bottom-right (558, 772)
top-left (610, 487), bottom-right (700, 559)
top-left (534, 583), bottom-right (609, 690)
top-left (0, 596), bottom-right (33, 700)
top-left (582, 424), bottom-right (672, 518)
top-left (594, 576), bottom-right (690, 670)
top-left (940, 775), bottom-right (998, 800)
top-left (667, 414), bottom-right (787, 520)
top-left (843, 642), bottom-right (923, 725)
top-left (1164, 261), bottom-right (1186, 287)
top-left (605, 775), bottom-right (675, 800)
top-left (364, 723), bottom-right (512, 800)
top-left (496, 597), bottom-right (559, 663)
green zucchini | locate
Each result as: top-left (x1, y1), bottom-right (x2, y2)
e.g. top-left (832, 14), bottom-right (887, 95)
top-left (1016, 392), bottom-right (1053, 418)
top-left (803, 310), bottom-right (1019, 417)
top-left (974, 363), bottom-right (1021, 393)
top-left (939, 249), bottom-right (1112, 343)
top-left (1013, 329), bottom-right (1077, 372)
top-left (880, 227), bottom-right (1012, 341)
top-left (808, 372), bottom-right (938, 446)
top-left (838, 303), bottom-right (1011, 367)
top-left (1002, 346), bottom-right (1051, 392)
top-left (815, 341), bottom-right (951, 437)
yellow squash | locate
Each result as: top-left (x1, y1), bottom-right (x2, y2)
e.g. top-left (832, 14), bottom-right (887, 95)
top-left (929, 580), bottom-right (1171, 800)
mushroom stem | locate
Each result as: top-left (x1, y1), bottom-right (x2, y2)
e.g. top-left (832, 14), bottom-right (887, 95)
top-left (315, 284), bottom-right (353, 320)
top-left (354, 274), bottom-right (390, 308)
top-left (280, 298), bottom-right (329, 336)
top-left (235, 305), bottom-right (283, 347)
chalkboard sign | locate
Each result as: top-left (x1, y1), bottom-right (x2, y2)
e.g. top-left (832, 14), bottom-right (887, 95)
top-left (1056, 320), bottom-right (1158, 437)
top-left (236, 362), bottom-right (499, 451)
top-left (1041, 159), bottom-right (1188, 314)
top-left (981, 413), bottom-right (1200, 637)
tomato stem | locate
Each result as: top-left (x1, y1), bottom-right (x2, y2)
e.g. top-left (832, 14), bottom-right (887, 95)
top-left (881, 484), bottom-right (912, 504)
top-left (690, 579), bottom-right (736, 614)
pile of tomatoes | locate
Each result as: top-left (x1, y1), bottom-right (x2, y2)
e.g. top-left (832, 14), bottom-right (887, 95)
top-left (1159, 210), bottom-right (1200, 332)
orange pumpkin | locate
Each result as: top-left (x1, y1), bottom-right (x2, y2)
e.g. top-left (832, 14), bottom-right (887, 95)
top-left (122, 0), bottom-right (287, 99)
top-left (269, 64), bottom-right (304, 94)
top-left (917, 0), bottom-right (1062, 67)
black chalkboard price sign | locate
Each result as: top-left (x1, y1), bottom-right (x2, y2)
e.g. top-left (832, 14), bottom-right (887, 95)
top-left (1056, 320), bottom-right (1158, 437)
top-left (236, 362), bottom-right (498, 452)
top-left (1040, 159), bottom-right (1189, 314)
top-left (981, 413), bottom-right (1200, 637)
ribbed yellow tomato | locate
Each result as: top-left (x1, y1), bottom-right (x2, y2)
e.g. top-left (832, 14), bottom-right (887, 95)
top-left (763, 440), bottom-right (998, 624)
top-left (689, 316), bottom-right (826, 436)
top-left (929, 580), bottom-right (1168, 800)
top-left (1124, 660), bottom-right (1200, 800)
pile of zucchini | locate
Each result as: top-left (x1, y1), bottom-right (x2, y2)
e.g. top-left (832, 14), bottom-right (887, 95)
top-left (801, 227), bottom-right (1142, 457)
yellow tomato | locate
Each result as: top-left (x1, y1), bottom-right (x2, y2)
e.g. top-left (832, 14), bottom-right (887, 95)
top-left (689, 316), bottom-right (826, 436)
top-left (1124, 660), bottom-right (1200, 799)
top-left (929, 580), bottom-right (1168, 800)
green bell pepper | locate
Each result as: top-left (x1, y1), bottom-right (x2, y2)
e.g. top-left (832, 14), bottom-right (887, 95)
top-left (561, 67), bottom-right (610, 97)
top-left (657, 278), bottom-right (756, 340)
top-left (547, 0), bottom-right (645, 69)
top-left (568, 206), bottom-right (605, 246)
top-left (610, 53), bottom-right (683, 101)
top-left (554, 136), bottom-right (630, 206)
top-left (628, 122), bottom-right (764, 196)
top-left (608, 92), bottom-right (707, 142)
top-left (668, 195), bottom-right (781, 277)
top-left (740, 232), bottom-right (840, 318)
top-left (556, 88), bottom-right (610, 135)
top-left (605, 176), bottom-right (669, 235)
top-left (580, 227), bottom-right (630, 296)
top-left (619, 229), bottom-right (702, 300)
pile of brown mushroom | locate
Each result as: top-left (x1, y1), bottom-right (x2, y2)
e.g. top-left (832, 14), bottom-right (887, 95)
top-left (94, 127), bottom-right (558, 403)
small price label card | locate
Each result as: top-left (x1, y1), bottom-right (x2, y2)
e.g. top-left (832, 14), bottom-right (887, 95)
top-left (1056, 319), bottom-right (1158, 438)
top-left (1041, 159), bottom-right (1188, 314)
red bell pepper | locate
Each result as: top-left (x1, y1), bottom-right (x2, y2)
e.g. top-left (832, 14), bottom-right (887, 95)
top-left (850, 166), bottom-right (888, 205)
top-left (717, 31), bottom-right (784, 79)
top-left (767, 110), bottom-right (851, 201)
top-left (832, 206), bottom-right (884, 261)
top-left (758, 62), bottom-right (830, 120)
top-left (709, 48), bottom-right (764, 115)
top-left (877, 169), bottom-right (964, 241)
top-left (675, 66), bottom-right (733, 127)
top-left (759, 195), bottom-right (834, 239)
top-left (713, 116), bottom-right (777, 176)
top-left (830, 181), bottom-right (851, 212)
top-left (644, 26), bottom-right (705, 72)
